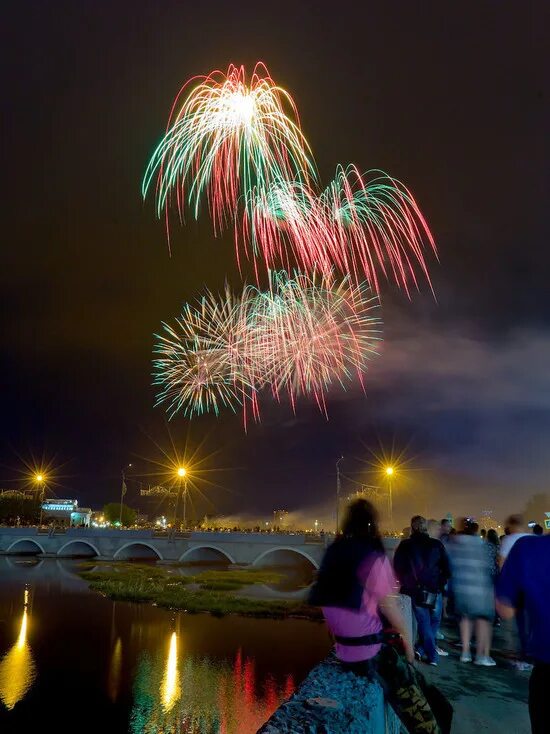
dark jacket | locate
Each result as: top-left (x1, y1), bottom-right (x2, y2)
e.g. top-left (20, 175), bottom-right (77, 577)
top-left (394, 532), bottom-right (450, 596)
top-left (309, 536), bottom-right (384, 610)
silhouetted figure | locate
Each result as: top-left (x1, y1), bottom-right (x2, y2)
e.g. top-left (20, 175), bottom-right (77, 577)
top-left (499, 514), bottom-right (531, 567)
top-left (394, 515), bottom-right (450, 665)
top-left (447, 518), bottom-right (495, 666)
top-left (497, 534), bottom-right (550, 733)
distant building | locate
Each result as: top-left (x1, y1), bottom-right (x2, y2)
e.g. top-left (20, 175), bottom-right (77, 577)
top-left (41, 499), bottom-right (91, 527)
top-left (273, 509), bottom-right (289, 530)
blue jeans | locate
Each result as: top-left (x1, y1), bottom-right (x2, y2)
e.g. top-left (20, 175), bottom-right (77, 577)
top-left (413, 593), bottom-right (442, 663)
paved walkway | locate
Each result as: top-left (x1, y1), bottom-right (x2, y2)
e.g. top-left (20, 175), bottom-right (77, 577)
top-left (421, 620), bottom-right (530, 734)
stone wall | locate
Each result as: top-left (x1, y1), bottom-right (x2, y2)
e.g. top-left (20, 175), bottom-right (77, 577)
top-left (257, 653), bottom-right (407, 733)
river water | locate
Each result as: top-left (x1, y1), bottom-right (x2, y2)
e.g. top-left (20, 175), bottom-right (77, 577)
top-left (0, 557), bottom-right (330, 734)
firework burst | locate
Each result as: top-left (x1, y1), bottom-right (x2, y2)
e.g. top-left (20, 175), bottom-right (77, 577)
top-left (153, 273), bottom-right (381, 421)
top-left (242, 166), bottom-right (435, 294)
top-left (153, 287), bottom-right (254, 418)
top-left (142, 63), bottom-right (316, 237)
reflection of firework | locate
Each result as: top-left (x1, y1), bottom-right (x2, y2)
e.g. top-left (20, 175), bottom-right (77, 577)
top-left (153, 273), bottom-right (381, 421)
top-left (142, 63), bottom-right (316, 235)
top-left (130, 644), bottom-right (292, 734)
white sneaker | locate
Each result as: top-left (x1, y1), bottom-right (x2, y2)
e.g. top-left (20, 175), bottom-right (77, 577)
top-left (475, 656), bottom-right (496, 667)
top-left (460, 652), bottom-right (472, 663)
top-left (435, 647), bottom-right (449, 657)
top-left (512, 661), bottom-right (532, 672)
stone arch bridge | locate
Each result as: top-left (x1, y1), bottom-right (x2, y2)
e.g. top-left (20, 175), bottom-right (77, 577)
top-left (0, 528), bottom-right (329, 568)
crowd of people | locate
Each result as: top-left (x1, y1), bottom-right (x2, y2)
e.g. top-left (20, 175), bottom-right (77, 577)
top-left (311, 500), bottom-right (550, 734)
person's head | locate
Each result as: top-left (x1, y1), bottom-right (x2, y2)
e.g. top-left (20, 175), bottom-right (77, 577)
top-left (341, 499), bottom-right (382, 546)
top-left (480, 528), bottom-right (487, 539)
top-left (532, 524), bottom-right (543, 536)
top-left (457, 517), bottom-right (475, 534)
top-left (427, 519), bottom-right (441, 539)
top-left (410, 515), bottom-right (427, 534)
top-left (487, 528), bottom-right (499, 546)
top-left (505, 514), bottom-right (525, 534)
top-left (440, 519), bottom-right (451, 536)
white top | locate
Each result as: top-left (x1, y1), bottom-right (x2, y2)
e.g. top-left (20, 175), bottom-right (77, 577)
top-left (499, 532), bottom-right (531, 562)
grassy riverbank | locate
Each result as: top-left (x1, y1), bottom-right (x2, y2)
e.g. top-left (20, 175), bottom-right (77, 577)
top-left (77, 563), bottom-right (322, 620)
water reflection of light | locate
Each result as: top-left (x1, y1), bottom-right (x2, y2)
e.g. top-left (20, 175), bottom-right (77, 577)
top-left (16, 608), bottom-right (28, 649)
top-left (0, 596), bottom-right (37, 710)
top-left (130, 641), bottom-right (294, 733)
top-left (161, 632), bottom-right (180, 711)
top-left (108, 638), bottom-right (122, 702)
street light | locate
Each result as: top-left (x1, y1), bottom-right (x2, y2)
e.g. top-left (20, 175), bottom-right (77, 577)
top-left (35, 474), bottom-right (46, 526)
top-left (384, 466), bottom-right (395, 529)
top-left (174, 467), bottom-right (188, 530)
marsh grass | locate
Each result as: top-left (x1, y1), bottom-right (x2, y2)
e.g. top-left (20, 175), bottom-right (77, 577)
top-left (77, 562), bottom-right (321, 619)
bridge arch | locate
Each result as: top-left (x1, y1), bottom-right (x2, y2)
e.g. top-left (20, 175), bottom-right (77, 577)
top-left (5, 538), bottom-right (45, 555)
top-left (57, 540), bottom-right (100, 558)
top-left (252, 547), bottom-right (319, 570)
top-left (113, 542), bottom-right (163, 561)
top-left (179, 545), bottom-right (235, 565)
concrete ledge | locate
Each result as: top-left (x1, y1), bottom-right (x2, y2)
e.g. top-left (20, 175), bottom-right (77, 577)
top-left (257, 654), bottom-right (406, 733)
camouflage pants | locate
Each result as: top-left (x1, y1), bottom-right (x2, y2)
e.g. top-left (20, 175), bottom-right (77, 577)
top-left (341, 646), bottom-right (442, 734)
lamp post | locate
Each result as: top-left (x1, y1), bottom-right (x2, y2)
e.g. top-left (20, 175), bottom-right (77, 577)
top-left (36, 474), bottom-right (45, 526)
top-left (385, 466), bottom-right (395, 529)
top-left (119, 463), bottom-right (132, 527)
top-left (335, 456), bottom-right (344, 534)
top-left (174, 467), bottom-right (187, 530)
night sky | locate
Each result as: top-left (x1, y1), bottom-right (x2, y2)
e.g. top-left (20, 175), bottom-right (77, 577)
top-left (3, 1), bottom-right (549, 528)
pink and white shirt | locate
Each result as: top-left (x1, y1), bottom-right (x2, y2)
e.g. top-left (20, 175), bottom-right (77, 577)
top-left (322, 554), bottom-right (397, 662)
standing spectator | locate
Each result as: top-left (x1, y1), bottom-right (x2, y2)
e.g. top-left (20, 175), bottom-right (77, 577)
top-left (439, 519), bottom-right (452, 546)
top-left (480, 528), bottom-right (487, 540)
top-left (447, 518), bottom-right (495, 665)
top-left (427, 519), bottom-right (441, 539)
top-left (486, 529), bottom-right (500, 581)
top-left (497, 534), bottom-right (550, 733)
top-left (500, 515), bottom-right (533, 671)
top-left (394, 515), bottom-right (450, 665)
top-left (486, 529), bottom-right (501, 628)
top-left (439, 518), bottom-right (453, 626)
top-left (499, 514), bottom-right (530, 567)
